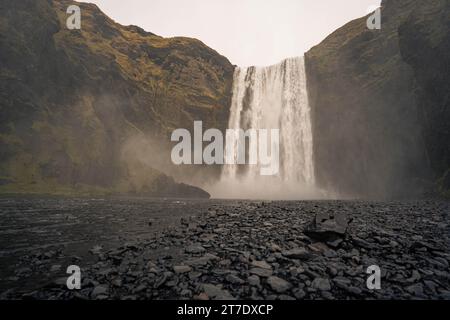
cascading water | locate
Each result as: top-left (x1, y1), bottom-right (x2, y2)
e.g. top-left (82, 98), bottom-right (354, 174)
top-left (210, 56), bottom-right (320, 199)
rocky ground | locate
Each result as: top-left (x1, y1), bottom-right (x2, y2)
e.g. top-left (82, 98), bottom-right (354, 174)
top-left (1, 199), bottom-right (450, 300)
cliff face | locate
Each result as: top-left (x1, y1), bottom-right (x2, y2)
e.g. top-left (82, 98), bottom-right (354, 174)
top-left (398, 0), bottom-right (450, 196)
top-left (306, 0), bottom-right (449, 198)
top-left (0, 0), bottom-right (234, 196)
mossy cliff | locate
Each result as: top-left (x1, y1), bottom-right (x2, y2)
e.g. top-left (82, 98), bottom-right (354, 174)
top-left (0, 0), bottom-right (234, 197)
top-left (306, 0), bottom-right (449, 198)
top-left (1, 0), bottom-right (448, 199)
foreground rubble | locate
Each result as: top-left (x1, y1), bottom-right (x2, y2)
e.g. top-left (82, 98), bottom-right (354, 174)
top-left (2, 200), bottom-right (450, 300)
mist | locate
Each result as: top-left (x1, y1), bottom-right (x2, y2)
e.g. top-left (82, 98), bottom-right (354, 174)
top-left (206, 176), bottom-right (330, 200)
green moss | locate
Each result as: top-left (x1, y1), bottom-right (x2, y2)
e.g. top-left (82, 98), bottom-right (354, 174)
top-left (0, 0), bottom-right (233, 196)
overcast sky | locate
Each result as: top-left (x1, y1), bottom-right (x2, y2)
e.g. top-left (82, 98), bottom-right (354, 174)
top-left (87, 0), bottom-right (381, 67)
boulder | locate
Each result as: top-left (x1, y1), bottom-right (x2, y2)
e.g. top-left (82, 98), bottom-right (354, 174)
top-left (304, 212), bottom-right (349, 241)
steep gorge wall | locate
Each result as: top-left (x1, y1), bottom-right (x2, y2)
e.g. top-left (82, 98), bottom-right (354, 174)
top-left (398, 1), bottom-right (450, 196)
top-left (0, 0), bottom-right (234, 196)
top-left (306, 0), bottom-right (449, 198)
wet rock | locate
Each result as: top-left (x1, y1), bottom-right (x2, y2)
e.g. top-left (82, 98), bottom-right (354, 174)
top-left (50, 265), bottom-right (61, 272)
top-left (406, 283), bottom-right (424, 297)
top-left (267, 276), bottom-right (292, 293)
top-left (194, 292), bottom-right (210, 300)
top-left (226, 274), bottom-right (245, 284)
top-left (251, 260), bottom-right (272, 270)
top-left (321, 291), bottom-right (334, 300)
top-left (305, 212), bottom-right (349, 241)
top-left (154, 274), bottom-right (167, 289)
top-left (278, 294), bottom-right (296, 300)
top-left (423, 280), bottom-right (438, 294)
top-left (248, 275), bottom-right (261, 287)
top-left (189, 271), bottom-right (203, 280)
top-left (250, 268), bottom-right (273, 278)
top-left (311, 278), bottom-right (331, 291)
top-left (406, 270), bottom-right (421, 283)
top-left (52, 277), bottom-right (68, 288)
top-left (134, 284), bottom-right (147, 293)
top-left (333, 277), bottom-right (351, 289)
top-left (185, 245), bottom-right (206, 254)
top-left (7, 199), bottom-right (450, 301)
top-left (173, 266), bottom-right (192, 274)
top-left (202, 284), bottom-right (235, 300)
top-left (91, 285), bottom-right (108, 298)
top-left (89, 245), bottom-right (103, 255)
top-left (293, 288), bottom-right (306, 299)
top-left (281, 248), bottom-right (312, 260)
top-left (327, 239), bottom-right (344, 248)
top-left (180, 289), bottom-right (192, 298)
top-left (16, 267), bottom-right (32, 276)
top-left (270, 243), bottom-right (282, 252)
top-left (184, 254), bottom-right (218, 266)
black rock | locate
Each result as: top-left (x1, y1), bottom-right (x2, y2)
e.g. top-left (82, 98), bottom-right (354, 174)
top-left (304, 212), bottom-right (350, 241)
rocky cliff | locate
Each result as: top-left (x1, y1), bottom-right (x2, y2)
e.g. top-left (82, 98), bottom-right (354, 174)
top-left (398, 0), bottom-right (450, 197)
top-left (0, 0), bottom-right (234, 197)
top-left (306, 0), bottom-right (449, 198)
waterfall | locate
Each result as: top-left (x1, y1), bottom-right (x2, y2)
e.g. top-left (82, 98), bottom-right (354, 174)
top-left (213, 56), bottom-right (318, 199)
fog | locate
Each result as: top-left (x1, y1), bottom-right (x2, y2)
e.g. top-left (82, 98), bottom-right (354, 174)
top-left (206, 176), bottom-right (331, 200)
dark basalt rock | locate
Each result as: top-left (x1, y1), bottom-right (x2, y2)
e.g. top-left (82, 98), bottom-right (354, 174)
top-left (2, 199), bottom-right (450, 300)
top-left (304, 212), bottom-right (350, 241)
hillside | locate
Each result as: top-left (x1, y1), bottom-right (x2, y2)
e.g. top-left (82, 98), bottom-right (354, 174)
top-left (306, 0), bottom-right (449, 198)
top-left (0, 0), bottom-right (234, 197)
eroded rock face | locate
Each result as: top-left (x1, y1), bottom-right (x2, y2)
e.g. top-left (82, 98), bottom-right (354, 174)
top-left (0, 0), bottom-right (234, 196)
top-left (397, 0), bottom-right (450, 197)
top-left (305, 0), bottom-right (449, 199)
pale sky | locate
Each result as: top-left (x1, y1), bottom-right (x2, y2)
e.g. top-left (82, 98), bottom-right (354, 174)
top-left (87, 0), bottom-right (381, 67)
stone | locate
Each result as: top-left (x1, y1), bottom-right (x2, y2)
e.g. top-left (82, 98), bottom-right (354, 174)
top-left (247, 275), bottom-right (261, 287)
top-left (91, 285), bottom-right (108, 298)
top-left (423, 280), bottom-right (437, 294)
top-left (89, 245), bottom-right (103, 255)
top-left (52, 277), bottom-right (68, 287)
top-left (278, 294), bottom-right (296, 300)
top-left (185, 245), bottom-right (206, 254)
top-left (346, 286), bottom-right (362, 295)
top-left (311, 278), bottom-right (331, 291)
top-left (173, 265), bottom-right (192, 274)
top-left (226, 274), bottom-right (245, 284)
top-left (202, 284), bottom-right (235, 300)
top-left (189, 271), bottom-right (202, 280)
top-left (153, 274), bottom-right (167, 289)
top-left (406, 284), bottom-right (424, 296)
top-left (180, 289), bottom-right (192, 297)
top-left (266, 276), bottom-right (292, 293)
top-left (321, 291), bottom-right (334, 300)
top-left (50, 265), bottom-right (61, 272)
top-left (194, 292), bottom-right (210, 300)
top-left (250, 268), bottom-right (273, 278)
top-left (305, 212), bottom-right (349, 241)
top-left (327, 239), bottom-right (344, 248)
top-left (333, 277), bottom-right (351, 289)
top-left (184, 254), bottom-right (218, 266)
top-left (281, 248), bottom-right (312, 260)
top-left (270, 243), bottom-right (282, 252)
top-left (406, 270), bottom-right (421, 283)
top-left (293, 288), bottom-right (306, 299)
top-left (251, 260), bottom-right (272, 270)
